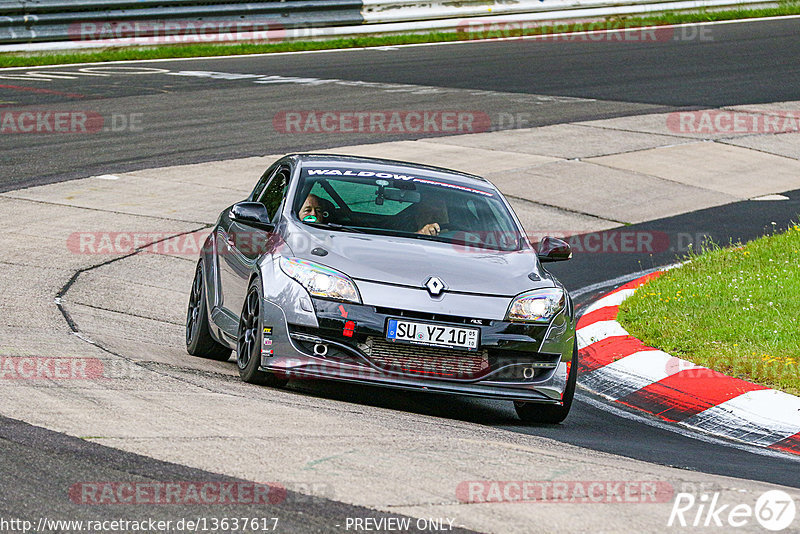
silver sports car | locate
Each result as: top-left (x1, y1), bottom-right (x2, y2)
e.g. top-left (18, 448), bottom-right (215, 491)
top-left (186, 154), bottom-right (577, 423)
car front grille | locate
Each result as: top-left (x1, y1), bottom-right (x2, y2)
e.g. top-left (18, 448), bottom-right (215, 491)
top-left (364, 337), bottom-right (489, 379)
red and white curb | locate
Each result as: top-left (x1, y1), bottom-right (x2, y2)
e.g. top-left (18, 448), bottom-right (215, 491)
top-left (576, 271), bottom-right (800, 456)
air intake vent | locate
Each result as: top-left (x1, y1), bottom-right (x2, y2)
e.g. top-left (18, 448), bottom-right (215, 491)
top-left (364, 337), bottom-right (489, 379)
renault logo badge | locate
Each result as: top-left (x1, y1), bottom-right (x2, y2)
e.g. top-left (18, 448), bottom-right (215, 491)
top-left (424, 276), bottom-right (445, 296)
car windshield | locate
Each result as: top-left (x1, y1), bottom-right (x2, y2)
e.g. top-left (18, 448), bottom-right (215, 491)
top-left (293, 166), bottom-right (524, 251)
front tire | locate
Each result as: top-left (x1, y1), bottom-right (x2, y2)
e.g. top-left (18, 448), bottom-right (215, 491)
top-left (236, 278), bottom-right (288, 388)
top-left (186, 261), bottom-right (231, 361)
top-left (514, 340), bottom-right (578, 424)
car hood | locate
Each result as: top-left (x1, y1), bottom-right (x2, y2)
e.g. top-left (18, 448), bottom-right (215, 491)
top-left (284, 224), bottom-right (550, 297)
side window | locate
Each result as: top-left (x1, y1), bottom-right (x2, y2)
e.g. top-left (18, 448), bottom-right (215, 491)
top-left (258, 168), bottom-right (290, 221)
top-left (251, 164), bottom-right (279, 201)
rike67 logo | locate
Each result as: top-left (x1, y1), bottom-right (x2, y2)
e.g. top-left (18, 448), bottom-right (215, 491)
top-left (669, 490), bottom-right (797, 531)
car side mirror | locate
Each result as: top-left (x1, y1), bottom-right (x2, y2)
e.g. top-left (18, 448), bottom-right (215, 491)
top-left (230, 202), bottom-right (275, 231)
top-left (538, 236), bottom-right (572, 262)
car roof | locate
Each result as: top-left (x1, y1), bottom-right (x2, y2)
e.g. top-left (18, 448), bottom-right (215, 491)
top-left (290, 153), bottom-right (493, 189)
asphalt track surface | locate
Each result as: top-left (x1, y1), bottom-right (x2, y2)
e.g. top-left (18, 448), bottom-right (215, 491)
top-left (0, 416), bottom-right (471, 534)
top-left (2, 17), bottom-right (799, 190)
top-left (2, 16), bottom-right (800, 529)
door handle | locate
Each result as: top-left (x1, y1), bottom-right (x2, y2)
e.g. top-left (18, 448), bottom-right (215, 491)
top-left (223, 232), bottom-right (235, 248)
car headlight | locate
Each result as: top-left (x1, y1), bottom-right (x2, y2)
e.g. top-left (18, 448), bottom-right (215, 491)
top-left (279, 257), bottom-right (361, 303)
top-left (507, 288), bottom-right (566, 323)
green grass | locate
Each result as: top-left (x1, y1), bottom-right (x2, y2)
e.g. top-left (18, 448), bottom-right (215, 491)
top-left (617, 225), bottom-right (800, 396)
top-left (1, 3), bottom-right (799, 68)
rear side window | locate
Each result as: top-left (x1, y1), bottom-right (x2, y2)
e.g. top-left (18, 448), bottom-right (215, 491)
top-left (251, 164), bottom-right (279, 201)
top-left (258, 168), bottom-right (289, 221)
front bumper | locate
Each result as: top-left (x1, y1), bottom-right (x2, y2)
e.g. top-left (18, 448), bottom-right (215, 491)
top-left (258, 296), bottom-right (576, 403)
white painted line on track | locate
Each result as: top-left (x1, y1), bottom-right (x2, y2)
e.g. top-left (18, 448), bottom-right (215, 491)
top-left (572, 262), bottom-right (684, 302)
top-left (71, 331), bottom-right (96, 344)
top-left (570, 266), bottom-right (665, 299)
top-left (751, 194), bottom-right (790, 201)
top-left (1, 16), bottom-right (798, 71)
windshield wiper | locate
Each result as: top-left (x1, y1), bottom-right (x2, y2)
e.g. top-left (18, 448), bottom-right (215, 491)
top-left (302, 221), bottom-right (366, 234)
top-left (398, 230), bottom-right (520, 250)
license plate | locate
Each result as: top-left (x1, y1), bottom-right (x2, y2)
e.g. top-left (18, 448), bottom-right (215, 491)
top-left (386, 319), bottom-right (479, 351)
